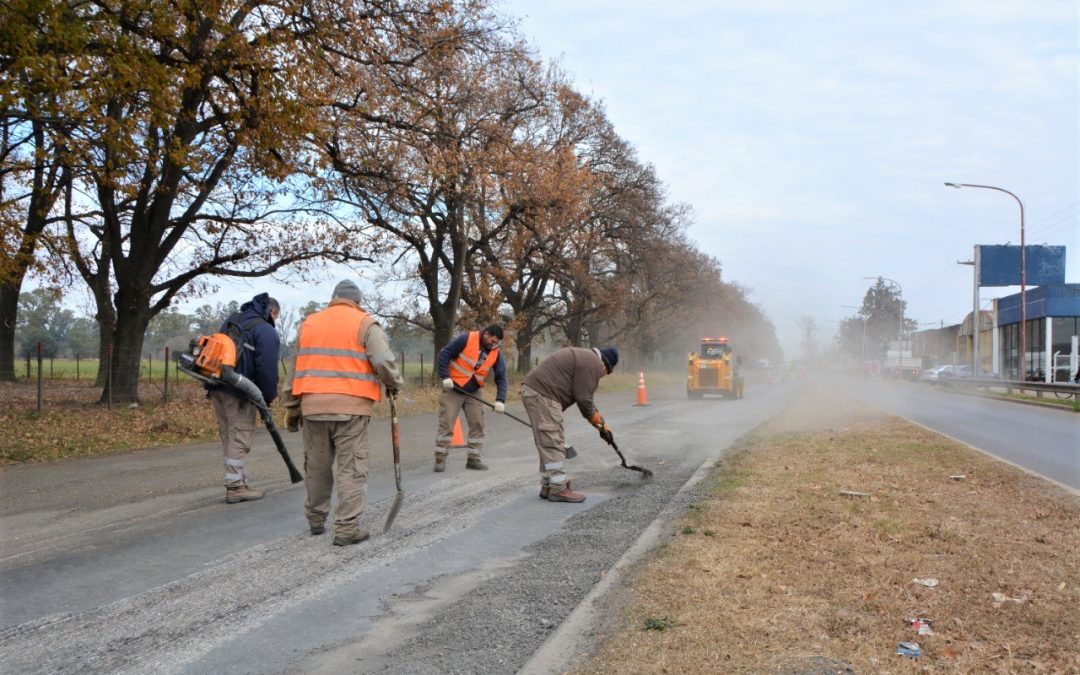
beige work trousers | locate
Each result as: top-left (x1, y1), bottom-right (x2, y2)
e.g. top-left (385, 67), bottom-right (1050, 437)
top-left (303, 416), bottom-right (370, 537)
top-left (520, 384), bottom-right (569, 491)
top-left (211, 389), bottom-right (257, 487)
top-left (436, 389), bottom-right (485, 457)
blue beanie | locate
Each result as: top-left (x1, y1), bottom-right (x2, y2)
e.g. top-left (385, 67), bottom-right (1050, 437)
top-left (599, 347), bottom-right (619, 373)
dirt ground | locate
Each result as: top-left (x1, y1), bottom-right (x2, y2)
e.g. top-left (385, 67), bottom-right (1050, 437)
top-left (575, 378), bottom-right (1080, 674)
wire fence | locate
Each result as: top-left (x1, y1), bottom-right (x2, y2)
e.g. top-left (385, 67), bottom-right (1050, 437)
top-left (11, 346), bottom-right (473, 413)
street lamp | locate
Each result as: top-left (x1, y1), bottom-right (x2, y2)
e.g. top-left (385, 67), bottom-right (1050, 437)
top-left (945, 182), bottom-right (1025, 379)
top-left (864, 276), bottom-right (903, 373)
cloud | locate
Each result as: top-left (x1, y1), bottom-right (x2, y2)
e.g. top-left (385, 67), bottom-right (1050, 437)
top-left (501, 0), bottom-right (1076, 356)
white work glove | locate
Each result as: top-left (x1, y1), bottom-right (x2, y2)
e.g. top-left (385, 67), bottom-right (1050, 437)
top-left (493, 401), bottom-right (505, 414)
top-left (442, 377), bottom-right (454, 391)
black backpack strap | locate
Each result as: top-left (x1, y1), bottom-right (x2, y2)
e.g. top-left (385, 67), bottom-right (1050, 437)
top-left (224, 313), bottom-right (266, 353)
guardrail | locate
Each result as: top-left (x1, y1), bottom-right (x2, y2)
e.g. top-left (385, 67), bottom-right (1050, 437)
top-left (943, 377), bottom-right (1080, 404)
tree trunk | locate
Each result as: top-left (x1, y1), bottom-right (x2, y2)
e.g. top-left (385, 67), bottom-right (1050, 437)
top-left (94, 310), bottom-right (116, 388)
top-left (432, 314), bottom-right (454, 363)
top-left (515, 320), bottom-right (536, 374)
top-left (565, 313), bottom-right (583, 347)
top-left (0, 282), bottom-right (20, 381)
top-left (89, 278), bottom-right (116, 388)
top-left (99, 310), bottom-right (151, 404)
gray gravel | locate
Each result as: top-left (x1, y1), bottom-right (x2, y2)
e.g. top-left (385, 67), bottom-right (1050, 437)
top-left (0, 377), bottom-right (797, 674)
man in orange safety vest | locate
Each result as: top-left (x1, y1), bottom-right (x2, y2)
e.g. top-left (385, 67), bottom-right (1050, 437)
top-left (283, 280), bottom-right (404, 546)
top-left (434, 325), bottom-right (507, 472)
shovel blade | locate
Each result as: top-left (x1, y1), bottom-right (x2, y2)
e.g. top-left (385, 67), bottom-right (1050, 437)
top-left (383, 491), bottom-right (404, 532)
top-left (564, 444), bottom-right (577, 459)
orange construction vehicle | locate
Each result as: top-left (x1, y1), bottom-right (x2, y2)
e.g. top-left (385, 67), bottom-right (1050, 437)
top-left (687, 336), bottom-right (744, 399)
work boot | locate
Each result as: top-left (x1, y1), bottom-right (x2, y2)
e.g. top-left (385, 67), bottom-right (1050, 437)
top-left (434, 452), bottom-right (447, 473)
top-left (539, 479), bottom-right (571, 500)
top-left (332, 529), bottom-right (371, 547)
top-left (225, 484), bottom-right (264, 504)
top-left (547, 487), bottom-right (586, 503)
top-left (465, 455), bottom-right (489, 471)
top-left (309, 524), bottom-right (326, 536)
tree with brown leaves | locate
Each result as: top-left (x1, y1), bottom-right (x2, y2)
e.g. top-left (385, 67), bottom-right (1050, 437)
top-left (5, 0), bottom-right (425, 402)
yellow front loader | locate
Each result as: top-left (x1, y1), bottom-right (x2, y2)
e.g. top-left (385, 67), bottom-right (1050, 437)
top-left (687, 336), bottom-right (744, 399)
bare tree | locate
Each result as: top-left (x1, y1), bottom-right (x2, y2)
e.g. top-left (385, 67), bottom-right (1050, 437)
top-left (797, 315), bottom-right (819, 361)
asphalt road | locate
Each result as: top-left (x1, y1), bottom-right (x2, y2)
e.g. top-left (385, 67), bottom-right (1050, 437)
top-left (2, 375), bottom-right (1074, 674)
top-left (850, 378), bottom-right (1080, 492)
top-left (0, 375), bottom-right (799, 674)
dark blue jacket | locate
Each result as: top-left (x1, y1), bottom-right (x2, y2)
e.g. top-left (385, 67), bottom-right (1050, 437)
top-left (218, 293), bottom-right (280, 404)
top-left (437, 331), bottom-right (507, 402)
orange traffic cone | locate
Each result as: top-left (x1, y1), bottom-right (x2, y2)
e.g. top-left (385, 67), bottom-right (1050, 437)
top-left (451, 417), bottom-right (466, 447)
top-left (634, 370), bottom-right (650, 406)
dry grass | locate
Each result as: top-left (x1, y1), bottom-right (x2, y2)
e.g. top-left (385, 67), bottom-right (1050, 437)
top-left (576, 386), bottom-right (1080, 674)
top-left (0, 379), bottom-right (440, 465)
top-left (0, 380), bottom-right (220, 464)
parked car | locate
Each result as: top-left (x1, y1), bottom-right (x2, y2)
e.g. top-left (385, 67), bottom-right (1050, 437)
top-left (943, 365), bottom-right (999, 380)
top-left (919, 365), bottom-right (956, 383)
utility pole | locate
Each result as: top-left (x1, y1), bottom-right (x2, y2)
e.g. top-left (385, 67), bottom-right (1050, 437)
top-left (958, 256), bottom-right (977, 373)
top-left (946, 182), bottom-right (1025, 379)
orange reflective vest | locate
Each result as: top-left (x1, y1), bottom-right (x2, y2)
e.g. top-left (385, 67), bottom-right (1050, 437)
top-left (449, 331), bottom-right (499, 388)
top-left (292, 304), bottom-right (381, 401)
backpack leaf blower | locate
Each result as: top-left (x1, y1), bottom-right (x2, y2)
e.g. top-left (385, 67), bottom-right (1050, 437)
top-left (177, 333), bottom-right (304, 484)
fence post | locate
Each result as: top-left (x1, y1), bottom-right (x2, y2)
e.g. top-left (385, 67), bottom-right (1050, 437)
top-left (163, 346), bottom-right (170, 403)
top-left (420, 352), bottom-right (424, 385)
top-left (37, 342), bottom-right (43, 413)
top-left (50, 356), bottom-right (54, 378)
top-left (76, 353), bottom-right (80, 381)
top-left (26, 350), bottom-right (30, 380)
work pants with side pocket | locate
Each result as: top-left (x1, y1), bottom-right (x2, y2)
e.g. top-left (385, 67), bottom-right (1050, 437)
top-left (520, 384), bottom-right (569, 491)
top-left (435, 389), bottom-right (486, 456)
top-left (211, 389), bottom-right (257, 488)
top-left (302, 415), bottom-right (370, 536)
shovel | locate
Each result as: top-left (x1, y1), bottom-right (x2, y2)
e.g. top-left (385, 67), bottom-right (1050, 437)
top-left (452, 386), bottom-right (576, 458)
top-left (383, 393), bottom-right (404, 532)
top-left (602, 431), bottom-right (653, 479)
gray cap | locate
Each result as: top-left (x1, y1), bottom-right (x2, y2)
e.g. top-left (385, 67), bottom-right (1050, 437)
top-left (332, 279), bottom-right (362, 303)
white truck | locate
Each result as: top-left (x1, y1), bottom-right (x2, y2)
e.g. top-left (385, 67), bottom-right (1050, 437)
top-left (883, 349), bottom-right (921, 380)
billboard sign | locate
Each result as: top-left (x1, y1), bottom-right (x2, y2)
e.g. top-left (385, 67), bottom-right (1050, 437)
top-left (978, 245), bottom-right (1066, 287)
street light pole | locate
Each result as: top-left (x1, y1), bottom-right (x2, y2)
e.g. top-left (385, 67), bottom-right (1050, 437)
top-left (945, 182), bottom-right (1025, 379)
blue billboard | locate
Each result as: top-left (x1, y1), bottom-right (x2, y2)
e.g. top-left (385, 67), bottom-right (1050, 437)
top-left (978, 245), bottom-right (1066, 287)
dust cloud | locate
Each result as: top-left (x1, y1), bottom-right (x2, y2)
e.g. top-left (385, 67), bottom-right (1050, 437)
top-left (764, 371), bottom-right (888, 434)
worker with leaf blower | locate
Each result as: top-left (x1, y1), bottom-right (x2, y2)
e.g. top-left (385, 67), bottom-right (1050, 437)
top-left (282, 280), bottom-right (404, 547)
top-left (210, 293), bottom-right (281, 505)
top-left (521, 346), bottom-right (618, 503)
top-left (435, 324), bottom-right (508, 472)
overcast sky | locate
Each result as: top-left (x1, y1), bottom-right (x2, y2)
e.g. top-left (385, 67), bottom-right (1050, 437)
top-left (191, 0), bottom-right (1077, 358)
top-left (493, 0), bottom-right (1079, 355)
